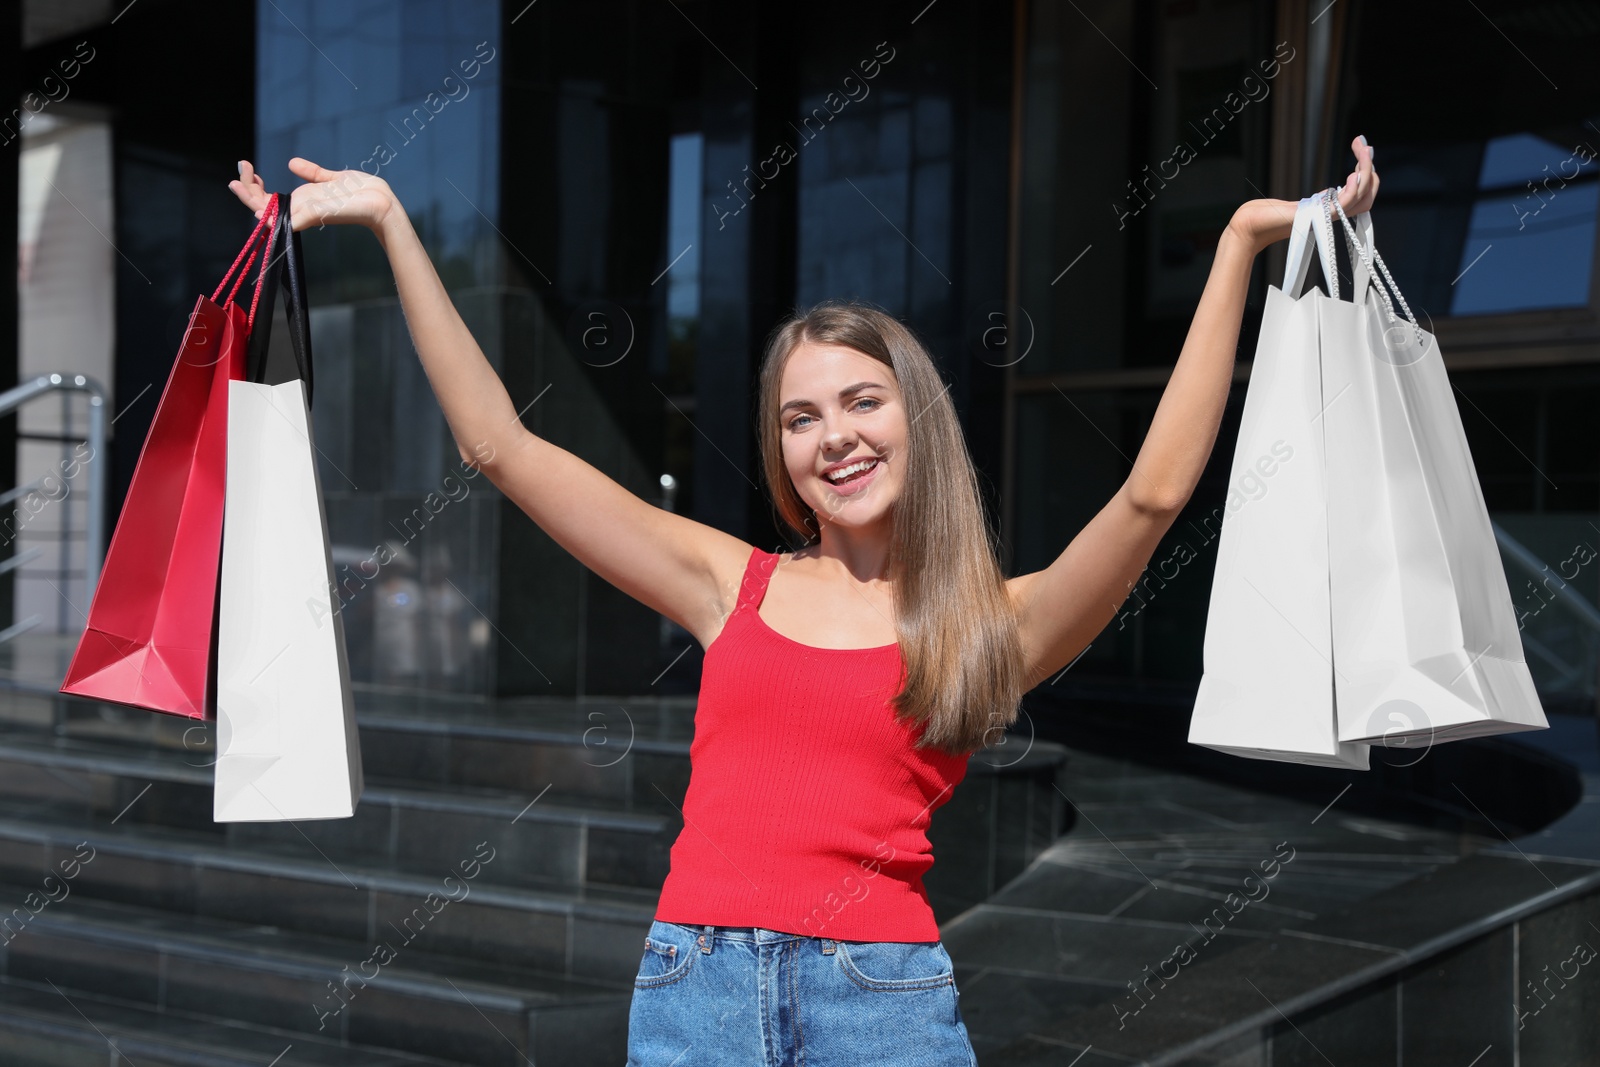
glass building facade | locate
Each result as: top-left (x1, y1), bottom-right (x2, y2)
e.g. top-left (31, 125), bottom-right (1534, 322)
top-left (256, 0), bottom-right (505, 696)
top-left (244, 0), bottom-right (1014, 702)
top-left (1012, 0), bottom-right (1600, 711)
top-left (5, 5), bottom-right (1600, 1065)
top-left (8, 0), bottom-right (1598, 714)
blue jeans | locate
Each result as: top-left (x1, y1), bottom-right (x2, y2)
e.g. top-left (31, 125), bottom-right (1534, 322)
top-left (627, 920), bottom-right (979, 1066)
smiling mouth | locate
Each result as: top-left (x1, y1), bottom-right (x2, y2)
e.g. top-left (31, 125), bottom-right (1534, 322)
top-left (823, 457), bottom-right (880, 485)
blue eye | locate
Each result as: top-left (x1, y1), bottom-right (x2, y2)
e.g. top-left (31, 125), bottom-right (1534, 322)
top-left (785, 398), bottom-right (881, 431)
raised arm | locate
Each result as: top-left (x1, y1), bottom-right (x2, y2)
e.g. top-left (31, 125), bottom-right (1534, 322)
top-left (1011, 135), bottom-right (1379, 689)
top-left (229, 158), bottom-right (754, 647)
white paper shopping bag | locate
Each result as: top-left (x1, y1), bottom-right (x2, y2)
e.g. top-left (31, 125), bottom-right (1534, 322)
top-left (215, 213), bottom-right (362, 822)
top-left (1188, 196), bottom-right (1369, 770)
top-left (216, 376), bottom-right (362, 820)
top-left (1319, 201), bottom-right (1547, 746)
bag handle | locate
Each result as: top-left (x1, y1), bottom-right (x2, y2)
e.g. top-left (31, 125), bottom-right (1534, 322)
top-left (243, 194), bottom-right (315, 408)
top-left (212, 193), bottom-right (283, 329)
top-left (1321, 186), bottom-right (1376, 306)
top-left (1282, 193), bottom-right (1341, 300)
top-left (1337, 195), bottom-right (1377, 307)
top-left (1324, 187), bottom-right (1425, 348)
top-left (281, 198), bottom-right (314, 405)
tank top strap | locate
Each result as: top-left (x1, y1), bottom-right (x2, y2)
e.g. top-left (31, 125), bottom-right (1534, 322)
top-left (736, 545), bottom-right (779, 612)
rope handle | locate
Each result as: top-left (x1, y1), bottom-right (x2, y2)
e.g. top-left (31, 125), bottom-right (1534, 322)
top-left (211, 195), bottom-right (276, 303)
top-left (244, 193), bottom-right (287, 329)
top-left (1322, 186), bottom-right (1425, 348)
top-left (211, 193), bottom-right (283, 316)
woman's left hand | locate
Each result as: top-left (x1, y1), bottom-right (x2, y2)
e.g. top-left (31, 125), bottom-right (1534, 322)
top-left (1229, 134), bottom-right (1379, 252)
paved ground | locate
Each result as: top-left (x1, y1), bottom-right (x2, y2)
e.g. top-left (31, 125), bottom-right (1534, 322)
top-left (943, 714), bottom-right (1600, 1063)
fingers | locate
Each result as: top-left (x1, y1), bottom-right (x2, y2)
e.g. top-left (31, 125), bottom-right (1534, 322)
top-left (286, 191), bottom-right (316, 233)
top-left (226, 159), bottom-right (321, 225)
top-left (240, 160), bottom-right (267, 196)
top-left (288, 156), bottom-right (335, 182)
top-left (228, 157), bottom-right (383, 230)
top-left (1357, 141), bottom-right (1378, 212)
top-left (227, 159), bottom-right (272, 219)
top-left (1336, 136), bottom-right (1378, 216)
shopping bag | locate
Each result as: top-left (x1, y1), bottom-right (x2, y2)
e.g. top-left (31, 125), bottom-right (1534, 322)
top-left (61, 195), bottom-right (284, 718)
top-left (1188, 196), bottom-right (1369, 769)
top-left (1319, 196), bottom-right (1547, 745)
top-left (215, 198), bottom-right (363, 821)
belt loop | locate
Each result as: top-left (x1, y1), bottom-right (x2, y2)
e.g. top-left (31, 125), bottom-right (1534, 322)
top-left (820, 938), bottom-right (836, 955)
top-left (699, 925), bottom-right (714, 954)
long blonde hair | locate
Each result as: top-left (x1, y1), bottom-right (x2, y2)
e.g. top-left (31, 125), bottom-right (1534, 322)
top-left (756, 299), bottom-right (1026, 756)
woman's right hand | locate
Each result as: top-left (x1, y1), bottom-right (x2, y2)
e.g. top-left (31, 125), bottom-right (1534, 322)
top-left (227, 156), bottom-right (398, 234)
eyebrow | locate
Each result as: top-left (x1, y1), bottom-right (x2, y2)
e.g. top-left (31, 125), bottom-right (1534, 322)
top-left (778, 381), bottom-right (887, 416)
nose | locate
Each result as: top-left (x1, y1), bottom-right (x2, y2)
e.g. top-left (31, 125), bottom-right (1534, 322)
top-left (821, 411), bottom-right (857, 453)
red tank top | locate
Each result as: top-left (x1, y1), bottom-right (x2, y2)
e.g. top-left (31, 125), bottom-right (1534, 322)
top-left (652, 545), bottom-right (970, 942)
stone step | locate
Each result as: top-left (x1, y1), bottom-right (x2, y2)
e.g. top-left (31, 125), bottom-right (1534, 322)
top-left (0, 684), bottom-right (1074, 928)
top-left (0, 813), bottom-right (659, 987)
top-left (0, 979), bottom-right (482, 1066)
top-left (0, 884), bottom-right (630, 1066)
top-left (0, 684), bottom-right (699, 814)
top-left (0, 728), bottom-right (678, 894)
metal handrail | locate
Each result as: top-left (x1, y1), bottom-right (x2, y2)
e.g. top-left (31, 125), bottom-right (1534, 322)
top-left (0, 373), bottom-right (107, 603)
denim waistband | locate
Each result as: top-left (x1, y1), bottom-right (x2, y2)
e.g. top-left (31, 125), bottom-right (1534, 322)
top-left (683, 924), bottom-right (810, 945)
top-left (656, 921), bottom-right (945, 956)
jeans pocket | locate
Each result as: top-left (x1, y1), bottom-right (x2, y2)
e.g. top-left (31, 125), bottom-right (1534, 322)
top-left (835, 939), bottom-right (954, 992)
top-left (635, 921), bottom-right (697, 989)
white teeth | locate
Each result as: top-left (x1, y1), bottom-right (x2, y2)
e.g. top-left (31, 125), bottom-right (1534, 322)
top-left (824, 458), bottom-right (878, 483)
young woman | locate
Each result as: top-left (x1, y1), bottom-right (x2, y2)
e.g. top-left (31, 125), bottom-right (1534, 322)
top-left (229, 134), bottom-right (1377, 1065)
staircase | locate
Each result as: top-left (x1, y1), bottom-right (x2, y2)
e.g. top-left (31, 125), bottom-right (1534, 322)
top-left (0, 683), bottom-right (1070, 1065)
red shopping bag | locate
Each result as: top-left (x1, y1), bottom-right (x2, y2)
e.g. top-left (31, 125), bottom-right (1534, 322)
top-left (61, 193), bottom-right (287, 718)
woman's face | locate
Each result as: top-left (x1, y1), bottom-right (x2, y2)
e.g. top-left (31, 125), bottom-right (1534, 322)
top-left (777, 340), bottom-right (906, 534)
